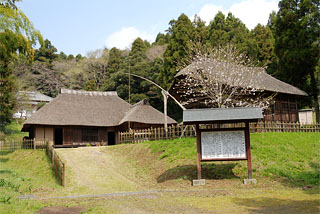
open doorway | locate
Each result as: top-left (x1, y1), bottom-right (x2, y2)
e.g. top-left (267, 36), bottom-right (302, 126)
top-left (108, 132), bottom-right (115, 145)
top-left (54, 128), bottom-right (63, 145)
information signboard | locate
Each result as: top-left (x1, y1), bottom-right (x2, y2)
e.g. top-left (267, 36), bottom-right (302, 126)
top-left (201, 130), bottom-right (246, 160)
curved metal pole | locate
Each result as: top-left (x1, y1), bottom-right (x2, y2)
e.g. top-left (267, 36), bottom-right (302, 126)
top-left (124, 72), bottom-right (186, 110)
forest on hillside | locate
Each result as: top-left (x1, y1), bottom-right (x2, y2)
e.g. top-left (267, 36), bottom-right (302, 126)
top-left (1, 0), bottom-right (319, 126)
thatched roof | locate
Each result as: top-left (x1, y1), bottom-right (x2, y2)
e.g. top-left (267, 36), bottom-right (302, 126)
top-left (18, 91), bottom-right (53, 104)
top-left (119, 99), bottom-right (176, 125)
top-left (172, 59), bottom-right (307, 96)
top-left (22, 89), bottom-right (176, 131)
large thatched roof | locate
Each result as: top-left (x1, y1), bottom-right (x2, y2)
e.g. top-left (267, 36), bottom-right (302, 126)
top-left (172, 59), bottom-right (307, 96)
top-left (119, 99), bottom-right (176, 125)
top-left (22, 89), bottom-right (176, 131)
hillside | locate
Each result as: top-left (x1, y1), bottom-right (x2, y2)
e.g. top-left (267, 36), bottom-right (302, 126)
top-left (1, 132), bottom-right (319, 213)
top-left (106, 132), bottom-right (320, 189)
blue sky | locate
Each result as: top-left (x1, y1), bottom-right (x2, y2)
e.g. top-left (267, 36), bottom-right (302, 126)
top-left (18, 0), bottom-right (279, 56)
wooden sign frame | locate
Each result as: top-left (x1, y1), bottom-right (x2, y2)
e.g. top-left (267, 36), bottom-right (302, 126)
top-left (195, 122), bottom-right (252, 180)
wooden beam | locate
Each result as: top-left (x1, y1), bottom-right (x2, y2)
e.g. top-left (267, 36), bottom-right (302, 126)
top-left (245, 122), bottom-right (252, 179)
top-left (196, 124), bottom-right (202, 180)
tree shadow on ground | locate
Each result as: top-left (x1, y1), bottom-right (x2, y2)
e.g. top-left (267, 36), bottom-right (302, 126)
top-left (233, 197), bottom-right (320, 214)
top-left (157, 163), bottom-right (238, 183)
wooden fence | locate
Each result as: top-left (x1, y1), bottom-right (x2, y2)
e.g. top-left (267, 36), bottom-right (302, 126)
top-left (120, 125), bottom-right (196, 143)
top-left (0, 139), bottom-right (47, 151)
top-left (119, 122), bottom-right (320, 144)
top-left (46, 142), bottom-right (65, 187)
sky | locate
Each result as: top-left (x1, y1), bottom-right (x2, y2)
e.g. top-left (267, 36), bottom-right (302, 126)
top-left (18, 0), bottom-right (279, 56)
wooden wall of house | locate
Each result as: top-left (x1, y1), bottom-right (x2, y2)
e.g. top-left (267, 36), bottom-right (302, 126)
top-left (34, 127), bottom-right (54, 144)
top-left (61, 126), bottom-right (112, 146)
top-left (263, 94), bottom-right (299, 122)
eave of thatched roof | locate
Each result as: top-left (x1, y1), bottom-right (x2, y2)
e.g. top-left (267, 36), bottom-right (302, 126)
top-left (172, 59), bottom-right (307, 96)
top-left (119, 99), bottom-right (177, 125)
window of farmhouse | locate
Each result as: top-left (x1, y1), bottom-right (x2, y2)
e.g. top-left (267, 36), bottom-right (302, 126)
top-left (82, 128), bottom-right (98, 142)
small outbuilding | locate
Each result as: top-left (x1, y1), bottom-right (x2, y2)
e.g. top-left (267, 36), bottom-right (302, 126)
top-left (298, 109), bottom-right (313, 125)
top-left (14, 91), bottom-right (53, 119)
top-left (22, 89), bottom-right (176, 147)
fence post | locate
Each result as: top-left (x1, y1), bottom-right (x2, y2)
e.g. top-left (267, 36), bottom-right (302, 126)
top-left (62, 163), bottom-right (65, 187)
top-left (55, 153), bottom-right (58, 179)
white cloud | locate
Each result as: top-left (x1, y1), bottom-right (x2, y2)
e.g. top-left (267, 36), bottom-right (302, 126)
top-left (105, 27), bottom-right (155, 49)
top-left (197, 4), bottom-right (225, 24)
top-left (196, 0), bottom-right (278, 29)
top-left (230, 0), bottom-right (278, 29)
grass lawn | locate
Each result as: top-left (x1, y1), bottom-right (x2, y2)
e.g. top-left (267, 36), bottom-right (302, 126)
top-left (1, 120), bottom-right (28, 140)
top-left (0, 131), bottom-right (319, 213)
top-left (143, 132), bottom-right (320, 188)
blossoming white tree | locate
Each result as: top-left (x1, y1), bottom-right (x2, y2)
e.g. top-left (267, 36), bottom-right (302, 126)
top-left (175, 44), bottom-right (276, 109)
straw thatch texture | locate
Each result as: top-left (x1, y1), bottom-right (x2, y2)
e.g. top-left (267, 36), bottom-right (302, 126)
top-left (173, 59), bottom-right (307, 96)
top-left (22, 89), bottom-right (176, 131)
top-left (22, 91), bottom-right (130, 129)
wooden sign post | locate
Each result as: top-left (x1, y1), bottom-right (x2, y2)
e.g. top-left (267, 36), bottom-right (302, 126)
top-left (183, 108), bottom-right (263, 185)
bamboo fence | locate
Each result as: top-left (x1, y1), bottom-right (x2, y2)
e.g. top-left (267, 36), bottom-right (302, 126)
top-left (0, 138), bottom-right (47, 151)
top-left (119, 121), bottom-right (320, 144)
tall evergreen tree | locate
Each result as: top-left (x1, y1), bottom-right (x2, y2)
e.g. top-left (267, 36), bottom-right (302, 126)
top-left (274, 0), bottom-right (319, 121)
top-left (251, 24), bottom-right (275, 67)
top-left (160, 13), bottom-right (195, 89)
top-left (208, 12), bottom-right (258, 61)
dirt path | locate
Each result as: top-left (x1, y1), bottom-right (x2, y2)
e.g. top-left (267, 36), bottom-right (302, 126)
top-left (56, 147), bottom-right (143, 194)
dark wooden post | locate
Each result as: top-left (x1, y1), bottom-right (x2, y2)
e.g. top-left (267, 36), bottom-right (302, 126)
top-left (62, 163), bottom-right (65, 187)
top-left (245, 122), bottom-right (252, 179)
top-left (196, 124), bottom-right (202, 179)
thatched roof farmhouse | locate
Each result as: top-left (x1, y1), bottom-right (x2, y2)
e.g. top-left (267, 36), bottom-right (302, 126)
top-left (22, 89), bottom-right (176, 146)
top-left (169, 59), bottom-right (307, 122)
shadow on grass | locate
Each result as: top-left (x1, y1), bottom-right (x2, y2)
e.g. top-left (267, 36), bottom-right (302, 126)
top-left (0, 151), bottom-right (13, 156)
top-left (157, 163), bottom-right (238, 183)
top-left (0, 158), bottom-right (9, 163)
top-left (233, 197), bottom-right (320, 214)
top-left (0, 169), bottom-right (12, 174)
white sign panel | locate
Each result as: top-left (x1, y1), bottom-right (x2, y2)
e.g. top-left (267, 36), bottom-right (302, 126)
top-left (201, 131), bottom-right (246, 159)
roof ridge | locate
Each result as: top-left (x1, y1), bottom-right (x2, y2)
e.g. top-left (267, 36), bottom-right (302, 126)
top-left (61, 89), bottom-right (117, 96)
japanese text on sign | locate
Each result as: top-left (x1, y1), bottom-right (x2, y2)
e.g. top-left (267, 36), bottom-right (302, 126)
top-left (201, 131), bottom-right (246, 159)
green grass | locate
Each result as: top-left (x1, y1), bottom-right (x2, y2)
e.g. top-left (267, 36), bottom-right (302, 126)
top-left (0, 150), bottom-right (62, 212)
top-left (2, 120), bottom-right (28, 140)
top-left (0, 132), bottom-right (319, 213)
top-left (146, 132), bottom-right (320, 187)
